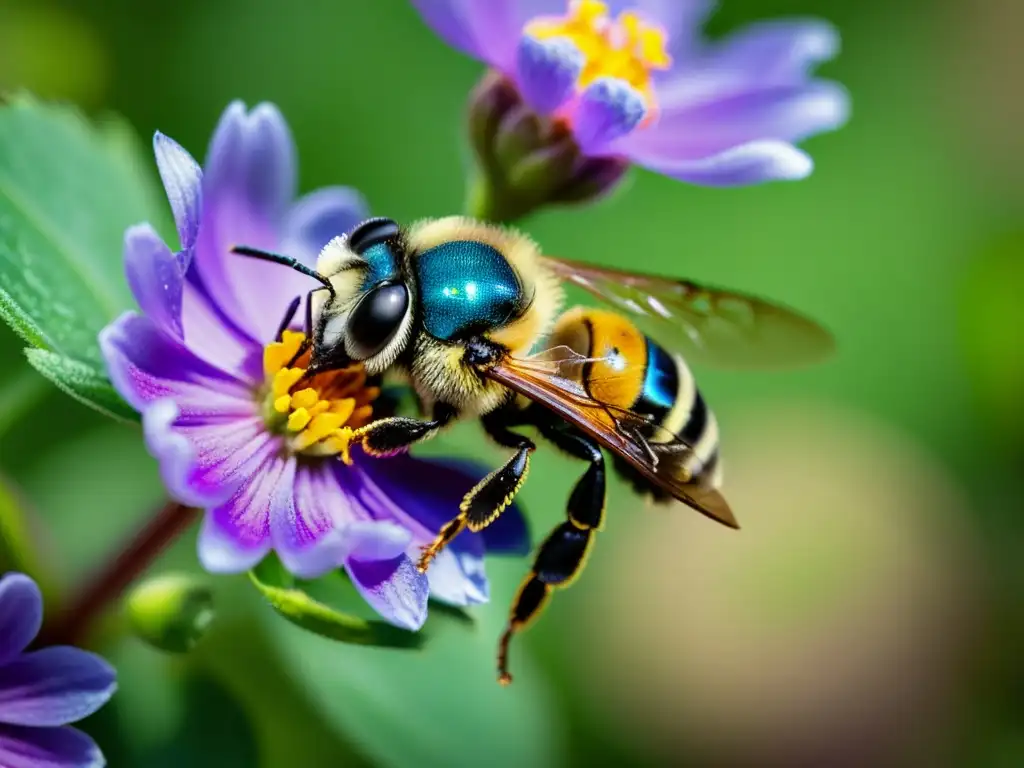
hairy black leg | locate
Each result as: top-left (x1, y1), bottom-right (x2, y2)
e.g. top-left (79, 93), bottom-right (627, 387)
top-left (416, 406), bottom-right (535, 574)
top-left (351, 403), bottom-right (456, 459)
top-left (497, 425), bottom-right (606, 686)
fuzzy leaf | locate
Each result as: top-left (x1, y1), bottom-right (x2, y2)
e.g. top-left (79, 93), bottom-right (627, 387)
top-left (25, 347), bottom-right (138, 423)
top-left (0, 93), bottom-right (167, 365)
top-left (249, 555), bottom-right (424, 650)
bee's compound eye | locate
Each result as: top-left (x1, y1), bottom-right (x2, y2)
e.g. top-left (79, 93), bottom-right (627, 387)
top-left (347, 217), bottom-right (401, 255)
top-left (346, 282), bottom-right (409, 360)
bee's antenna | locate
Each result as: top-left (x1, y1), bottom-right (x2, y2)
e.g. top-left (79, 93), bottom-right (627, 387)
top-left (231, 245), bottom-right (335, 297)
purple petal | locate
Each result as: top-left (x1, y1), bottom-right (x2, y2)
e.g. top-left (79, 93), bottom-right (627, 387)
top-left (153, 131), bottom-right (202, 254)
top-left (704, 19), bottom-right (840, 85)
top-left (342, 520), bottom-right (412, 562)
top-left (280, 187), bottom-right (369, 266)
top-left (141, 400), bottom-right (266, 508)
top-left (0, 575), bottom-right (42, 665)
top-left (179, 281), bottom-right (263, 381)
top-left (197, 446), bottom-right (289, 573)
top-left (191, 101), bottom-right (306, 344)
top-left (142, 399), bottom-right (221, 508)
top-left (270, 461), bottom-right (348, 579)
top-left (99, 312), bottom-right (254, 421)
top-left (174, 416), bottom-right (271, 501)
top-left (631, 82), bottom-right (849, 160)
top-left (344, 555), bottom-right (428, 631)
top-left (409, 0), bottom-right (522, 70)
top-left (203, 101), bottom-right (296, 238)
top-left (514, 35), bottom-right (583, 115)
top-left (426, 548), bottom-right (489, 606)
top-left (124, 224), bottom-right (183, 339)
top-left (0, 647), bottom-right (116, 727)
top-left (0, 725), bottom-right (103, 768)
top-left (572, 77), bottom-right (647, 155)
top-left (632, 138), bottom-right (813, 186)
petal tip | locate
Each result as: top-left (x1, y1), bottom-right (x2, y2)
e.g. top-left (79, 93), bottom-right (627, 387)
top-left (574, 77), bottom-right (647, 153)
top-left (516, 34), bottom-right (585, 114)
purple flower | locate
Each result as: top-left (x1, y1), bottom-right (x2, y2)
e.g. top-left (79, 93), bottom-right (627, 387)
top-left (0, 573), bottom-right (116, 768)
top-left (412, 0), bottom-right (849, 186)
top-left (99, 102), bottom-right (528, 630)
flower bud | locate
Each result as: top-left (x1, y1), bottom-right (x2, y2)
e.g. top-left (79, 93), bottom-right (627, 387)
top-left (126, 573), bottom-right (215, 653)
top-left (465, 71), bottom-right (629, 223)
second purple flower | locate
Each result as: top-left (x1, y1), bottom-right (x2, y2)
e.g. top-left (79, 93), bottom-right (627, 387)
top-left (415, 0), bottom-right (849, 194)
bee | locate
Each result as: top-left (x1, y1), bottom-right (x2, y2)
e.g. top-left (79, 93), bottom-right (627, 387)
top-left (233, 216), bottom-right (833, 684)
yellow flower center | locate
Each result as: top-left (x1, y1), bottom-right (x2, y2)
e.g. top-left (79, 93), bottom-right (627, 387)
top-left (527, 0), bottom-right (671, 112)
top-left (261, 330), bottom-right (377, 463)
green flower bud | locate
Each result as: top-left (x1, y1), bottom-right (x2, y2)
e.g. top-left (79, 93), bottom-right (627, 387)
top-left (126, 573), bottom-right (215, 653)
top-left (466, 72), bottom-right (629, 224)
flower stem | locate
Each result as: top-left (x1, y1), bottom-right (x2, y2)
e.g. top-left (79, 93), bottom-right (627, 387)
top-left (38, 501), bottom-right (199, 647)
top-left (464, 171), bottom-right (531, 224)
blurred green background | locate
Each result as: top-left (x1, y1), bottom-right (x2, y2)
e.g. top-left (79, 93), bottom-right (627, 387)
top-left (1, 0), bottom-right (1022, 765)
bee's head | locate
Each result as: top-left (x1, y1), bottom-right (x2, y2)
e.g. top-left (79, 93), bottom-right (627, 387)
top-left (308, 217), bottom-right (415, 377)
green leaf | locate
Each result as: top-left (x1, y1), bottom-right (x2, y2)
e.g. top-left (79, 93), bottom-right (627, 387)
top-left (262, 561), bottom-right (566, 768)
top-left (0, 93), bottom-right (167, 365)
top-left (24, 347), bottom-right (138, 422)
top-left (249, 554), bottom-right (424, 650)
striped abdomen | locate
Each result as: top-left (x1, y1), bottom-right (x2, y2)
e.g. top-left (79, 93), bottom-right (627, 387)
top-left (631, 338), bottom-right (722, 490)
top-left (546, 307), bottom-right (723, 497)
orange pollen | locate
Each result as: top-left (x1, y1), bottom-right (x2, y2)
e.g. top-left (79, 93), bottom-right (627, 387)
top-left (260, 330), bottom-right (378, 463)
top-left (526, 0), bottom-right (671, 114)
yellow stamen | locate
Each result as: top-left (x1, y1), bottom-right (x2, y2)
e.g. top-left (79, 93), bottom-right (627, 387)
top-left (292, 413), bottom-right (347, 452)
top-left (263, 331), bottom-right (306, 376)
top-left (258, 331), bottom-right (379, 460)
top-left (287, 407), bottom-right (312, 432)
top-left (329, 398), bottom-right (356, 423)
top-left (526, 1), bottom-right (672, 115)
top-left (273, 368), bottom-right (304, 399)
top-left (291, 388), bottom-right (319, 410)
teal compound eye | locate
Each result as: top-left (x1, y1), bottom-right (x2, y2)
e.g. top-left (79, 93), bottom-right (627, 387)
top-left (415, 240), bottom-right (525, 342)
top-left (346, 217), bottom-right (402, 289)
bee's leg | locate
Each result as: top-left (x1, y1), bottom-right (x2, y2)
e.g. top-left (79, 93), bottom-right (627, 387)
top-left (351, 403), bottom-right (457, 458)
top-left (497, 426), bottom-right (605, 686)
top-left (285, 288), bottom-right (332, 368)
top-left (416, 406), bottom-right (535, 573)
top-left (275, 296), bottom-right (302, 341)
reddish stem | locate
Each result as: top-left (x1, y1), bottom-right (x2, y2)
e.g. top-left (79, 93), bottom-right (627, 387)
top-left (38, 501), bottom-right (199, 647)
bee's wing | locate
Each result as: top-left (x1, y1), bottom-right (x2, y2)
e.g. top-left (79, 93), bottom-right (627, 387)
top-left (484, 350), bottom-right (739, 529)
top-left (543, 256), bottom-right (834, 370)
